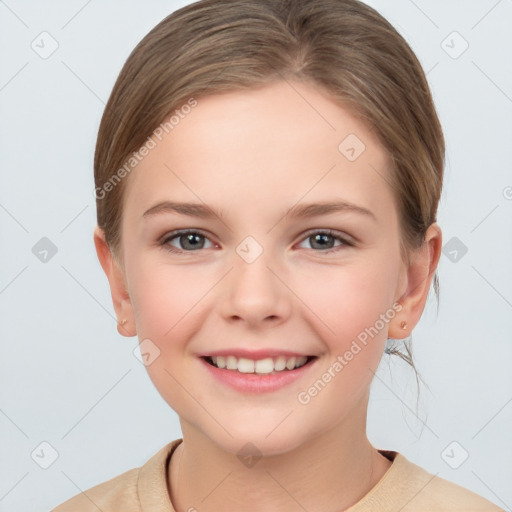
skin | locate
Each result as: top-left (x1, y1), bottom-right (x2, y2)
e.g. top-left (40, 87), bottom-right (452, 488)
top-left (94, 79), bottom-right (442, 511)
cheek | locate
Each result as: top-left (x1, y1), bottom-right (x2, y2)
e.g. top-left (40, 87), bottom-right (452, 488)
top-left (129, 261), bottom-right (211, 404)
top-left (129, 259), bottom-right (209, 341)
top-left (292, 257), bottom-right (398, 345)
top-left (294, 262), bottom-right (396, 413)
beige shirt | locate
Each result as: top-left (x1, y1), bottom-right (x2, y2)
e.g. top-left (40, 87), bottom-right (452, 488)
top-left (52, 438), bottom-right (504, 511)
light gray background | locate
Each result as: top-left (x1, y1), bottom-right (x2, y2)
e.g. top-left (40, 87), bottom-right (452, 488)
top-left (1, 1), bottom-right (511, 510)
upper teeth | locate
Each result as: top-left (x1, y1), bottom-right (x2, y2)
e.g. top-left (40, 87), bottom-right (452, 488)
top-left (210, 355), bottom-right (309, 374)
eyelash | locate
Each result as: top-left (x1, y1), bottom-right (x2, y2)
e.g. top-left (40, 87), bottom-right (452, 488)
top-left (159, 229), bottom-right (354, 255)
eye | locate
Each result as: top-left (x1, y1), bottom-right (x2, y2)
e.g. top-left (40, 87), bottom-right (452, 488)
top-left (297, 229), bottom-right (353, 254)
top-left (160, 230), bottom-right (215, 253)
top-left (159, 228), bottom-right (353, 255)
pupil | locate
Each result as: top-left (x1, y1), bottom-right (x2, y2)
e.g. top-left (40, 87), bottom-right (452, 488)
top-left (182, 233), bottom-right (203, 250)
top-left (312, 234), bottom-right (333, 249)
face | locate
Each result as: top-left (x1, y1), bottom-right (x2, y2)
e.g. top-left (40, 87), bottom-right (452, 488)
top-left (113, 80), bottom-right (411, 455)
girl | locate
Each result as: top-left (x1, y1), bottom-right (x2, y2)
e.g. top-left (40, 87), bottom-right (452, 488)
top-left (54, 0), bottom-right (503, 510)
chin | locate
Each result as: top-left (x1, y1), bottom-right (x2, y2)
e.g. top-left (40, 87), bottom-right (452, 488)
top-left (203, 423), bottom-right (311, 460)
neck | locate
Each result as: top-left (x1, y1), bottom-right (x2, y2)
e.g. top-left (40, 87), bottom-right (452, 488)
top-left (168, 401), bottom-right (392, 512)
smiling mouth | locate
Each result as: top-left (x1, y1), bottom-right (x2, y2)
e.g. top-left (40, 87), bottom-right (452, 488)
top-left (202, 355), bottom-right (317, 374)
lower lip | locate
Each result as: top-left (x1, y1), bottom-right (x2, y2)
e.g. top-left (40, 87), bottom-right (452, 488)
top-left (200, 357), bottom-right (317, 394)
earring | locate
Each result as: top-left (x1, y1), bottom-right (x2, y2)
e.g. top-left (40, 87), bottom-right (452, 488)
top-left (119, 319), bottom-right (127, 326)
top-left (400, 320), bottom-right (407, 330)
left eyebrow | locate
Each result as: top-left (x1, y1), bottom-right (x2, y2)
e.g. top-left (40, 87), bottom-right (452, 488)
top-left (287, 200), bottom-right (376, 221)
top-left (142, 200), bottom-right (376, 222)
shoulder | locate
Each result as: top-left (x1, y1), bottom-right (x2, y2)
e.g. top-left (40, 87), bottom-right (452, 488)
top-left (349, 450), bottom-right (505, 512)
top-left (51, 467), bottom-right (140, 512)
top-left (412, 467), bottom-right (505, 511)
top-left (51, 439), bottom-right (182, 512)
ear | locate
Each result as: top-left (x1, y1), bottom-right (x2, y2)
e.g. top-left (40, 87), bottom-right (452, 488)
top-left (388, 222), bottom-right (442, 340)
top-left (93, 226), bottom-right (135, 337)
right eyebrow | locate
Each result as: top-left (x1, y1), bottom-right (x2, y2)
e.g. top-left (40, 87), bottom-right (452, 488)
top-left (142, 201), bottom-right (222, 219)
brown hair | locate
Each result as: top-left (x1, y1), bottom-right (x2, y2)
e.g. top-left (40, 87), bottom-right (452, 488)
top-left (94, 0), bottom-right (444, 378)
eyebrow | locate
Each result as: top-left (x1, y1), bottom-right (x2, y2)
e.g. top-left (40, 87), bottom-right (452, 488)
top-left (142, 200), bottom-right (376, 221)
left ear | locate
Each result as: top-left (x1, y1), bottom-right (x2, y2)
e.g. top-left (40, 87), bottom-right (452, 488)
top-left (388, 222), bottom-right (442, 339)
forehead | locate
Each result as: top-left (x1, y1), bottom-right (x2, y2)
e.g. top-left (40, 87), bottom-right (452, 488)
top-left (122, 80), bottom-right (395, 223)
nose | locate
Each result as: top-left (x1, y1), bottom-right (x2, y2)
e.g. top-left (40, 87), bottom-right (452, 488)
top-left (219, 248), bottom-right (292, 329)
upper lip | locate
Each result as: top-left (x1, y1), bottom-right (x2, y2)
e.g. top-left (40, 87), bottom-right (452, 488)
top-left (199, 349), bottom-right (316, 360)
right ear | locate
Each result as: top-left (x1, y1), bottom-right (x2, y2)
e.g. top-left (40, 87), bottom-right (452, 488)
top-left (93, 226), bottom-right (136, 337)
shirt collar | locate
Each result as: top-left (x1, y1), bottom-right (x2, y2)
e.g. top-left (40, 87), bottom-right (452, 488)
top-left (138, 438), bottom-right (183, 511)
